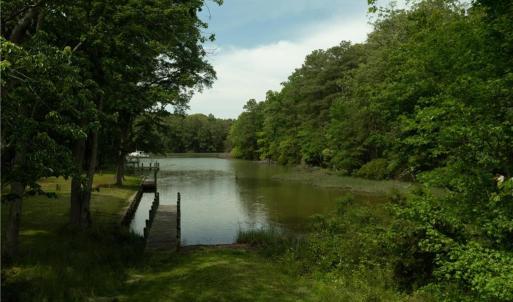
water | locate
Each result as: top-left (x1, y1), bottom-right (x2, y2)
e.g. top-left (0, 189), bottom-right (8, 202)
top-left (130, 155), bottom-right (371, 245)
top-left (129, 193), bottom-right (155, 237)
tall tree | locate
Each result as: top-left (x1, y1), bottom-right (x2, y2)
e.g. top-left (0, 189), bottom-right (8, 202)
top-left (41, 0), bottom-right (220, 223)
top-left (1, 0), bottom-right (92, 257)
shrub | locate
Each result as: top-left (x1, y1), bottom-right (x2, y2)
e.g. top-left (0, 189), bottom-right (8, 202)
top-left (230, 146), bottom-right (243, 158)
top-left (355, 158), bottom-right (389, 180)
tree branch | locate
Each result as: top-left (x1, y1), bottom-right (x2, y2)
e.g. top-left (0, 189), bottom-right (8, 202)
top-left (9, 2), bottom-right (43, 44)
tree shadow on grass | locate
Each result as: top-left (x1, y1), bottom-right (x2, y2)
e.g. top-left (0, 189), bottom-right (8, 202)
top-left (124, 249), bottom-right (314, 302)
top-left (1, 193), bottom-right (146, 302)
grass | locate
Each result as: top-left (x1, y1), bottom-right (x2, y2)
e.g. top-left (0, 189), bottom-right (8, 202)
top-left (271, 166), bottom-right (416, 195)
top-left (122, 249), bottom-right (344, 302)
top-left (237, 227), bottom-right (304, 258)
top-left (236, 194), bottom-right (436, 302)
top-left (1, 174), bottom-right (144, 301)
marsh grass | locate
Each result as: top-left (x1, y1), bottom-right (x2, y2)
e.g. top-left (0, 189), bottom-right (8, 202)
top-left (237, 227), bottom-right (305, 257)
top-left (271, 166), bottom-right (416, 195)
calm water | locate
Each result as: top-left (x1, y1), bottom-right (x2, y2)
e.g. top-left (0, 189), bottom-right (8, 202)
top-left (130, 156), bottom-right (370, 245)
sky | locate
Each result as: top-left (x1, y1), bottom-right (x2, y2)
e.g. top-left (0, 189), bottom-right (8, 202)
top-left (187, 0), bottom-right (375, 119)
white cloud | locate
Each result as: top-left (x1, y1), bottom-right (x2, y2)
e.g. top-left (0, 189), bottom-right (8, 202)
top-left (189, 16), bottom-right (372, 119)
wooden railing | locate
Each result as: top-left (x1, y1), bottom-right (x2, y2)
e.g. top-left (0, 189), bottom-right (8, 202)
top-left (126, 160), bottom-right (160, 173)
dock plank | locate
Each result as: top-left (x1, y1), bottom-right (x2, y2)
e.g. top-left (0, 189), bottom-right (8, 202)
top-left (146, 205), bottom-right (178, 250)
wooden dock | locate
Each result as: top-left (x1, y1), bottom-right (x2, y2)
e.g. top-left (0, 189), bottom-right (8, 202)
top-left (145, 193), bottom-right (181, 251)
top-left (142, 178), bottom-right (156, 192)
top-left (126, 159), bottom-right (160, 173)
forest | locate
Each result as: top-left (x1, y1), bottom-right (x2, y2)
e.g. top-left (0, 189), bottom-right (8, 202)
top-left (230, 0), bottom-right (513, 301)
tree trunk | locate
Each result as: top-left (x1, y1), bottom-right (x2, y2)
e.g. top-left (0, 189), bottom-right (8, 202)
top-left (5, 182), bottom-right (24, 259)
top-left (80, 128), bottom-right (99, 228)
top-left (5, 147), bottom-right (26, 259)
top-left (115, 124), bottom-right (129, 186)
top-left (70, 137), bottom-right (86, 227)
top-left (116, 152), bottom-right (125, 186)
top-left (9, 5), bottom-right (40, 44)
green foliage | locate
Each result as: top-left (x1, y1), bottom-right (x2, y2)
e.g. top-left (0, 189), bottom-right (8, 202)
top-left (389, 178), bottom-right (513, 301)
top-left (238, 194), bottom-right (410, 301)
top-left (160, 113), bottom-right (232, 153)
top-left (355, 158), bottom-right (389, 180)
top-left (229, 99), bottom-right (264, 159)
top-left (1, 0), bottom-right (222, 264)
top-left (1, 36), bottom-right (91, 188)
top-left (229, 1), bottom-right (513, 300)
top-left (237, 228), bottom-right (298, 257)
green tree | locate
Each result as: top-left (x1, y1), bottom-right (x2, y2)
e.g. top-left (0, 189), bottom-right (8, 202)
top-left (1, 0), bottom-right (94, 257)
top-left (229, 99), bottom-right (264, 159)
top-left (1, 0), bottom-right (221, 256)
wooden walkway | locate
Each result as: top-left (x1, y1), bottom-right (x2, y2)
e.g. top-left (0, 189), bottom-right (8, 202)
top-left (146, 204), bottom-right (180, 250)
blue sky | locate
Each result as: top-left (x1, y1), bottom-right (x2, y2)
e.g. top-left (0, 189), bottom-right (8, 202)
top-left (188, 0), bottom-right (375, 118)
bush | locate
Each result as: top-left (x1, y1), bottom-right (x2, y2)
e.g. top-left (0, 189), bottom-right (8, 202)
top-left (355, 158), bottom-right (389, 180)
top-left (389, 179), bottom-right (513, 301)
top-left (230, 146), bottom-right (243, 158)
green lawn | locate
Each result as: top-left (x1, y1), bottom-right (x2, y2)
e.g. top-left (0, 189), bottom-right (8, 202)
top-left (1, 174), bottom-right (346, 302)
top-left (123, 249), bottom-right (341, 302)
top-left (1, 174), bottom-right (144, 301)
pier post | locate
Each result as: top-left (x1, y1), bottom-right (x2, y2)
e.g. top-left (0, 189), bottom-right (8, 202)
top-left (144, 218), bottom-right (149, 238)
top-left (154, 169), bottom-right (158, 191)
top-left (177, 192), bottom-right (181, 251)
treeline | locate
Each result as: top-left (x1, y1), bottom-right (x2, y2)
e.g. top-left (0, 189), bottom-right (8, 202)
top-left (1, 0), bottom-right (220, 258)
top-left (119, 113), bottom-right (232, 154)
top-left (161, 114), bottom-right (232, 153)
top-left (98, 112), bottom-right (231, 177)
top-left (230, 1), bottom-right (513, 301)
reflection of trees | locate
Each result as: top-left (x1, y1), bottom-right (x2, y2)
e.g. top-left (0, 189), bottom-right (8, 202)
top-left (234, 177), bottom-right (272, 229)
top-left (232, 161), bottom-right (340, 232)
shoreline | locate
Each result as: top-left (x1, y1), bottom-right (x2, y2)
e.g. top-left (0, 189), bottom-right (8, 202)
top-left (271, 166), bottom-right (415, 195)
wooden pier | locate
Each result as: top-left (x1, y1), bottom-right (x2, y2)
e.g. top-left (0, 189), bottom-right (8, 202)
top-left (126, 159), bottom-right (160, 173)
top-left (121, 169), bottom-right (181, 252)
top-left (145, 193), bottom-right (181, 251)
